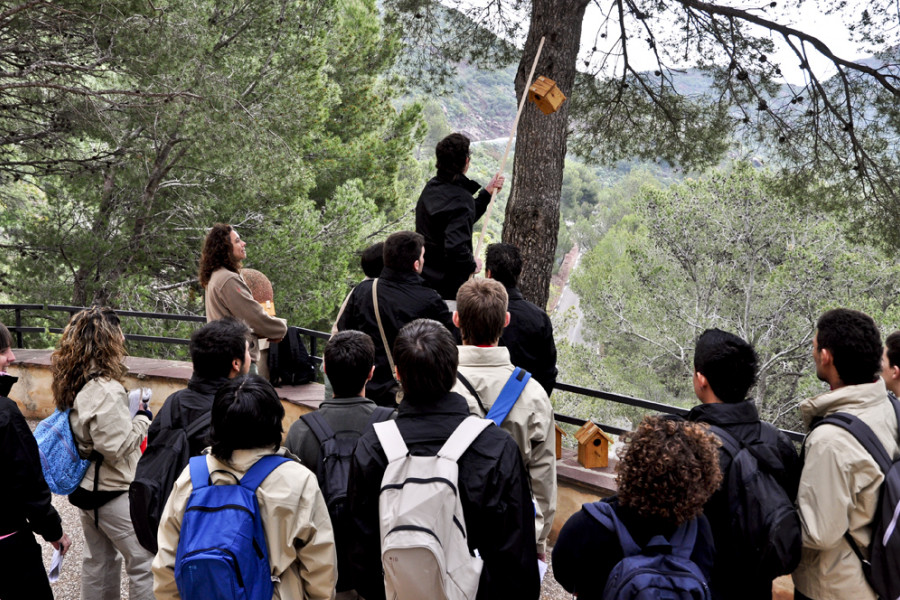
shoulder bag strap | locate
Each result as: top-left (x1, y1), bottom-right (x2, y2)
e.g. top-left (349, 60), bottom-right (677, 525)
top-left (184, 411), bottom-right (213, 441)
top-left (372, 279), bottom-right (397, 379)
top-left (582, 501), bottom-right (642, 558)
top-left (456, 372), bottom-right (488, 415)
top-left (485, 367), bottom-right (531, 426)
top-left (367, 406), bottom-right (395, 426)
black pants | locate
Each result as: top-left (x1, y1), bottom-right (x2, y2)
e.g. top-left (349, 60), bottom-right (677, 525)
top-left (0, 530), bottom-right (53, 600)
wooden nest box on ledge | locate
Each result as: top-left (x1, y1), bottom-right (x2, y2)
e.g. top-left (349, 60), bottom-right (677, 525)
top-left (528, 76), bottom-right (566, 115)
top-left (574, 421), bottom-right (615, 469)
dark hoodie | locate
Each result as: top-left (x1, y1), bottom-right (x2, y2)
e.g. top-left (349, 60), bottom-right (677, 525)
top-left (686, 400), bottom-right (800, 600)
top-left (0, 374), bottom-right (63, 541)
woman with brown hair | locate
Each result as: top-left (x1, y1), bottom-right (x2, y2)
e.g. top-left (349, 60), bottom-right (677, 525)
top-left (52, 306), bottom-right (154, 600)
top-left (0, 322), bottom-right (71, 599)
top-left (552, 416), bottom-right (723, 599)
top-left (199, 223), bottom-right (286, 377)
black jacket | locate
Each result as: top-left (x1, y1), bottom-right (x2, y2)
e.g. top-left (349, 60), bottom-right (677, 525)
top-left (500, 286), bottom-right (558, 395)
top-left (0, 376), bottom-right (63, 542)
top-left (347, 391), bottom-right (540, 600)
top-left (552, 496), bottom-right (715, 600)
top-left (336, 267), bottom-right (455, 406)
top-left (415, 174), bottom-right (491, 299)
top-left (686, 401), bottom-right (801, 600)
top-left (147, 374), bottom-right (228, 455)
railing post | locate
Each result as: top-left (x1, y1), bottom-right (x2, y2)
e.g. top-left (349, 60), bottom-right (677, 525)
top-left (309, 335), bottom-right (317, 358)
top-left (14, 307), bottom-right (23, 348)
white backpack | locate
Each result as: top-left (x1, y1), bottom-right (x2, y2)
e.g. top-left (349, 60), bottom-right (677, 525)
top-left (373, 416), bottom-right (490, 600)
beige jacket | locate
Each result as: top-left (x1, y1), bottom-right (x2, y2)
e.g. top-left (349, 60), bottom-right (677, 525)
top-left (451, 345), bottom-right (557, 555)
top-left (205, 268), bottom-right (288, 363)
top-left (793, 378), bottom-right (900, 600)
top-left (153, 446), bottom-right (337, 600)
top-left (69, 377), bottom-right (150, 492)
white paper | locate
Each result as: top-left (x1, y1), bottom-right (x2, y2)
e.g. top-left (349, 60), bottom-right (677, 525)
top-left (538, 558), bottom-right (548, 582)
top-left (48, 547), bottom-right (63, 582)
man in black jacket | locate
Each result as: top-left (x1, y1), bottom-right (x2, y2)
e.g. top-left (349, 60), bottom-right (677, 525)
top-left (415, 132), bottom-right (504, 300)
top-left (686, 328), bottom-right (800, 600)
top-left (347, 319), bottom-right (540, 600)
top-left (485, 242), bottom-right (557, 395)
top-left (147, 317), bottom-right (251, 453)
top-left (336, 231), bottom-right (455, 406)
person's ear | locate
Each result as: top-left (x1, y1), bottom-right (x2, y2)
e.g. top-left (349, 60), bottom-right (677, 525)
top-left (452, 311), bottom-right (460, 328)
top-left (485, 269), bottom-right (492, 279)
top-left (394, 366), bottom-right (402, 383)
top-left (504, 312), bottom-right (510, 328)
top-left (695, 371), bottom-right (709, 390)
top-left (819, 347), bottom-right (834, 367)
top-left (367, 365), bottom-right (375, 382)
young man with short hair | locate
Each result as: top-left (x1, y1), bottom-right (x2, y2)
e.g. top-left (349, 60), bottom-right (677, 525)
top-left (347, 319), bottom-right (540, 600)
top-left (794, 309), bottom-right (900, 600)
top-left (881, 330), bottom-right (900, 396)
top-left (285, 330), bottom-right (391, 599)
top-left (148, 317), bottom-right (251, 454)
top-left (415, 133), bottom-right (504, 300)
top-left (485, 242), bottom-right (557, 395)
top-left (450, 278), bottom-right (557, 560)
top-left (336, 231), bottom-right (455, 406)
top-left (686, 328), bottom-right (799, 600)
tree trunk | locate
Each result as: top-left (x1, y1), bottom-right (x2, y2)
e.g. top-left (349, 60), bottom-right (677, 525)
top-left (502, 0), bottom-right (589, 310)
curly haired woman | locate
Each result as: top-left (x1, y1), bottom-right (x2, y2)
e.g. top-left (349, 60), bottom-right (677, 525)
top-left (52, 307), bottom-right (154, 600)
top-left (552, 416), bottom-right (722, 600)
top-left (199, 223), bottom-right (286, 378)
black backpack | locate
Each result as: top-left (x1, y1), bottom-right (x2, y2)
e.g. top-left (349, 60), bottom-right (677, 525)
top-left (268, 326), bottom-right (317, 386)
top-left (709, 425), bottom-right (801, 581)
top-left (807, 393), bottom-right (900, 600)
top-left (300, 407), bottom-right (393, 590)
top-left (129, 402), bottom-right (211, 554)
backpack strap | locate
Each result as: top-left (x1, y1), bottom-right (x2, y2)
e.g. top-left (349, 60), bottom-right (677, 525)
top-left (485, 367), bottom-right (531, 425)
top-left (239, 455), bottom-right (291, 492)
top-left (811, 412), bottom-right (893, 474)
top-left (374, 420), bottom-right (408, 463)
top-left (189, 455), bottom-right (211, 490)
top-left (184, 412), bottom-right (213, 442)
top-left (301, 411), bottom-right (336, 445)
top-left (438, 416), bottom-right (492, 462)
top-left (367, 406), bottom-right (395, 426)
top-left (583, 501), bottom-right (641, 557)
top-left (456, 372), bottom-right (488, 415)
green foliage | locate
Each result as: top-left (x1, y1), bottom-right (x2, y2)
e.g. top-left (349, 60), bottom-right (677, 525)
top-left (568, 163), bottom-right (900, 430)
top-left (0, 0), bottom-right (425, 344)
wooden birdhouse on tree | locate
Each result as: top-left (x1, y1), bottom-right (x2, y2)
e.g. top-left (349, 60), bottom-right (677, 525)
top-left (528, 76), bottom-right (566, 115)
top-left (574, 421), bottom-right (615, 469)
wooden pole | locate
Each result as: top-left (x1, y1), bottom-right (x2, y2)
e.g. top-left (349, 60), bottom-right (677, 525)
top-left (472, 36), bottom-right (546, 268)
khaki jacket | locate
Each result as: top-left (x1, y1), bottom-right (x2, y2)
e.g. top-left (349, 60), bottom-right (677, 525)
top-left (153, 446), bottom-right (337, 600)
top-left (451, 345), bottom-right (557, 555)
top-left (793, 379), bottom-right (900, 600)
top-left (205, 268), bottom-right (287, 363)
top-left (69, 377), bottom-right (150, 492)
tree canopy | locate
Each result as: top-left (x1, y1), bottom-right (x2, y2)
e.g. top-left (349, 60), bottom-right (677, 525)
top-left (567, 163), bottom-right (900, 430)
top-left (0, 0), bottom-right (424, 331)
top-left (386, 0), bottom-right (900, 306)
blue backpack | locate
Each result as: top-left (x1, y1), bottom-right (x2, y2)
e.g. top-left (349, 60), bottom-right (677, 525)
top-left (583, 501), bottom-right (711, 600)
top-left (34, 409), bottom-right (92, 495)
top-left (175, 454), bottom-right (289, 600)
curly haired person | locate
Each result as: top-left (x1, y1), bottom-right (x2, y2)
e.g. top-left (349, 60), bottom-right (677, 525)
top-left (199, 223), bottom-right (287, 378)
top-left (52, 307), bottom-right (154, 600)
top-left (552, 416), bottom-right (722, 600)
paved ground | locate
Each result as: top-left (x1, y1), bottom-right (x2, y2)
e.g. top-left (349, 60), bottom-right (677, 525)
top-left (29, 419), bottom-right (571, 599)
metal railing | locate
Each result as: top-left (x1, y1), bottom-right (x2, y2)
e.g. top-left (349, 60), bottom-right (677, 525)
top-left (0, 303), bottom-right (803, 442)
